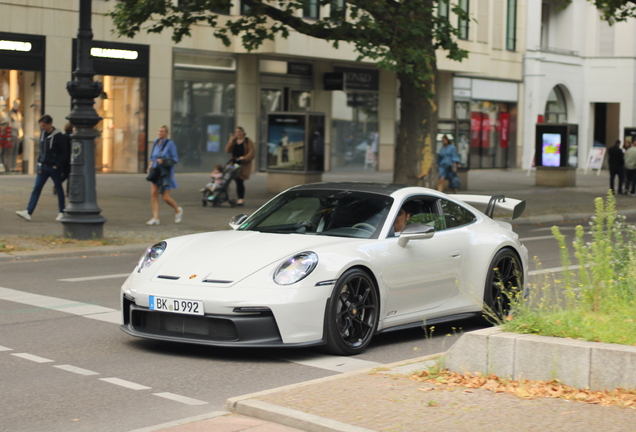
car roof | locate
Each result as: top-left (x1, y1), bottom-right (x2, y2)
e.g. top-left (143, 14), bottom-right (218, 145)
top-left (288, 182), bottom-right (407, 196)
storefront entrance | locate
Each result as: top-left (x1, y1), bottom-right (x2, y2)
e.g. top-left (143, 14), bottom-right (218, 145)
top-left (0, 32), bottom-right (45, 174)
top-left (74, 40), bottom-right (149, 173)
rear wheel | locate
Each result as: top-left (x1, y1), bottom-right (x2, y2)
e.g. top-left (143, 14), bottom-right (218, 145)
top-left (483, 249), bottom-right (523, 321)
top-left (323, 269), bottom-right (379, 356)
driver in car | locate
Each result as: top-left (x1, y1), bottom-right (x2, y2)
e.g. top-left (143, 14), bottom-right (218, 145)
top-left (392, 202), bottom-right (417, 235)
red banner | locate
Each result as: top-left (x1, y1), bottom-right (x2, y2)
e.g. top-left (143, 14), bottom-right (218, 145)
top-left (470, 112), bottom-right (482, 148)
top-left (499, 112), bottom-right (510, 149)
top-left (481, 116), bottom-right (490, 148)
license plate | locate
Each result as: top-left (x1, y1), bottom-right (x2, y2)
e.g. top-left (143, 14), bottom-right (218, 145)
top-left (149, 296), bottom-right (204, 316)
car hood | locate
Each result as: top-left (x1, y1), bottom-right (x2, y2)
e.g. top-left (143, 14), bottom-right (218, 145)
top-left (153, 230), bottom-right (354, 284)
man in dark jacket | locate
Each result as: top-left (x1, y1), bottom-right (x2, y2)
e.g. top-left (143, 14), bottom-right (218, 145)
top-left (608, 139), bottom-right (625, 195)
top-left (16, 115), bottom-right (68, 221)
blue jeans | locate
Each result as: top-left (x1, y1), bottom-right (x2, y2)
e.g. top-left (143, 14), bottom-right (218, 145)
top-left (27, 165), bottom-right (65, 214)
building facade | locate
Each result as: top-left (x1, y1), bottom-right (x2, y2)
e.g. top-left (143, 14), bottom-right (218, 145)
top-left (0, 0), bottom-right (524, 176)
top-left (523, 0), bottom-right (636, 170)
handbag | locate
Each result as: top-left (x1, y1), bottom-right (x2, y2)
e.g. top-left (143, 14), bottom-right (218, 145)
top-left (146, 167), bottom-right (160, 182)
top-left (146, 139), bottom-right (170, 182)
top-left (449, 171), bottom-right (461, 189)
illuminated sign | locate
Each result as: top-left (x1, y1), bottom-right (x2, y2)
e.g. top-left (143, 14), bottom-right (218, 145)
top-left (90, 47), bottom-right (138, 60)
top-left (0, 40), bottom-right (32, 52)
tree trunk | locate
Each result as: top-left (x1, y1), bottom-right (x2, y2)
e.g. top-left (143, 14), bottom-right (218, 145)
top-left (393, 70), bottom-right (439, 187)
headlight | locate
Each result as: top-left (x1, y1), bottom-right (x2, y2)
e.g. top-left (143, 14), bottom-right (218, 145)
top-left (273, 252), bottom-right (318, 285)
top-left (137, 241), bottom-right (167, 273)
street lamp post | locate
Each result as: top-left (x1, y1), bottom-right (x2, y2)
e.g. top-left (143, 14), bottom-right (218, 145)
top-left (62, 0), bottom-right (106, 239)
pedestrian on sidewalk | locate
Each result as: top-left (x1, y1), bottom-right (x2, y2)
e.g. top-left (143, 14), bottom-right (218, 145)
top-left (624, 142), bottom-right (636, 196)
top-left (225, 126), bottom-right (254, 206)
top-left (15, 115), bottom-right (68, 222)
top-left (608, 139), bottom-right (625, 195)
top-left (436, 135), bottom-right (461, 193)
top-left (145, 125), bottom-right (183, 226)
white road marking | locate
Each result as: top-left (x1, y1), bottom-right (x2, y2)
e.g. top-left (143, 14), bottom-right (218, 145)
top-left (281, 353), bottom-right (382, 373)
top-left (0, 345), bottom-right (13, 351)
top-left (54, 364), bottom-right (100, 376)
top-left (12, 353), bottom-right (54, 363)
top-left (153, 392), bottom-right (208, 405)
top-left (0, 287), bottom-right (120, 324)
top-left (58, 273), bottom-right (130, 282)
top-left (519, 235), bottom-right (557, 242)
top-left (529, 264), bottom-right (582, 276)
top-left (99, 377), bottom-right (151, 390)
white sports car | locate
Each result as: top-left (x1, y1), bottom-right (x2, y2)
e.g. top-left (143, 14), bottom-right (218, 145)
top-left (121, 182), bottom-right (528, 355)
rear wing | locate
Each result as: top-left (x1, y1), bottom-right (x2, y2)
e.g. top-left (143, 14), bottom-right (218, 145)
top-left (454, 194), bottom-right (526, 220)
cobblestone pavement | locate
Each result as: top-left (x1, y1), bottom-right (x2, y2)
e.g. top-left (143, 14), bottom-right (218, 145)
top-left (255, 370), bottom-right (636, 432)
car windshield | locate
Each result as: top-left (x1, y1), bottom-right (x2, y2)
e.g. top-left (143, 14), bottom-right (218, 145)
top-left (238, 190), bottom-right (393, 238)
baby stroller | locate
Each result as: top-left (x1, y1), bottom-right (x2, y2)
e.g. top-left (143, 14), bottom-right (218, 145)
top-left (201, 159), bottom-right (241, 207)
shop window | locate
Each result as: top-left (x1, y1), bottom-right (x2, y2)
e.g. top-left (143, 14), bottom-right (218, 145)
top-left (506, 0), bottom-right (517, 51)
top-left (94, 75), bottom-right (147, 173)
top-left (173, 71), bottom-right (236, 173)
top-left (469, 101), bottom-right (515, 169)
top-left (331, 91), bottom-right (379, 171)
top-left (544, 86), bottom-right (567, 124)
top-left (0, 70), bottom-right (42, 174)
top-left (458, 0), bottom-right (470, 40)
top-left (303, 0), bottom-right (320, 19)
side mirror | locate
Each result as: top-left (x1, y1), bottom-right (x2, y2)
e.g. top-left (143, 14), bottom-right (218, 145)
top-left (229, 214), bottom-right (248, 230)
top-left (398, 223), bottom-right (435, 247)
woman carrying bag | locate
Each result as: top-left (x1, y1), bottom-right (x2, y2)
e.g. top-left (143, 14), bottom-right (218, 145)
top-left (146, 125), bottom-right (183, 225)
top-left (225, 126), bottom-right (255, 206)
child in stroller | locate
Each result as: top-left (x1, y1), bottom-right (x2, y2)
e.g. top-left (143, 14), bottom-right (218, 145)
top-left (201, 160), bottom-right (241, 207)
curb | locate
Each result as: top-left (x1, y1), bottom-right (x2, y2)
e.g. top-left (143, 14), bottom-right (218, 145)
top-left (0, 243), bottom-right (150, 262)
top-left (226, 353), bottom-right (442, 432)
top-left (510, 208), bottom-right (636, 225)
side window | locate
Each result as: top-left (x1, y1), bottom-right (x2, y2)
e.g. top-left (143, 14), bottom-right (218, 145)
top-left (440, 199), bottom-right (476, 229)
top-left (398, 197), bottom-right (446, 232)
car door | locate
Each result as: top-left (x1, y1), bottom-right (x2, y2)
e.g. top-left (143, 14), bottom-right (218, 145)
top-left (382, 197), bottom-right (477, 324)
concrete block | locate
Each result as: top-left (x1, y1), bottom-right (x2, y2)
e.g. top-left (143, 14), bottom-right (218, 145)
top-left (590, 343), bottom-right (636, 391)
top-left (514, 335), bottom-right (591, 388)
top-left (445, 327), bottom-right (501, 374)
top-left (487, 331), bottom-right (522, 379)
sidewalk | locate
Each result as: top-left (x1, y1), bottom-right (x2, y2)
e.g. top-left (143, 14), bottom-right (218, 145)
top-left (1, 168), bottom-right (633, 255)
top-left (2, 168), bottom-right (636, 431)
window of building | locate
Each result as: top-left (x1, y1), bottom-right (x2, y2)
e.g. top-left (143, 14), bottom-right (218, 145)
top-left (544, 86), bottom-right (567, 124)
top-left (506, 0), bottom-right (517, 51)
top-left (303, 0), bottom-right (320, 19)
top-left (240, 0), bottom-right (251, 15)
top-left (458, 0), bottom-right (470, 40)
top-left (540, 2), bottom-right (550, 48)
top-left (173, 52), bottom-right (237, 172)
top-left (438, 0), bottom-right (450, 18)
top-left (330, 0), bottom-right (346, 20)
top-left (178, 0), bottom-right (230, 15)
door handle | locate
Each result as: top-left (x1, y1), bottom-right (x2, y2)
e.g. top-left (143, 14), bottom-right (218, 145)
top-left (449, 251), bottom-right (461, 258)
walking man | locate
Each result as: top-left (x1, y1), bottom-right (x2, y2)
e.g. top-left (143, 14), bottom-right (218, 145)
top-left (16, 115), bottom-right (67, 221)
top-left (608, 139), bottom-right (625, 195)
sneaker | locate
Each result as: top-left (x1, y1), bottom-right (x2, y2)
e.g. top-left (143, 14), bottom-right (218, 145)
top-left (145, 218), bottom-right (160, 226)
top-left (175, 207), bottom-right (183, 224)
top-left (16, 210), bottom-right (31, 221)
top-left (56, 212), bottom-right (64, 221)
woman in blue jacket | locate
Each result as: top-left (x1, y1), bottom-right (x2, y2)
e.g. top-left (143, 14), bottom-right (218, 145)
top-left (436, 135), bottom-right (461, 193)
top-left (146, 125), bottom-right (183, 225)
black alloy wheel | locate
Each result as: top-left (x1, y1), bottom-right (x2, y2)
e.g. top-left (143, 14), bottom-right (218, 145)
top-left (324, 269), bottom-right (379, 355)
top-left (484, 249), bottom-right (523, 321)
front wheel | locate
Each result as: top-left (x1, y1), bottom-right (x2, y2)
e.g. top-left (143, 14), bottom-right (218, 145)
top-left (323, 269), bottom-right (379, 356)
top-left (483, 249), bottom-right (523, 322)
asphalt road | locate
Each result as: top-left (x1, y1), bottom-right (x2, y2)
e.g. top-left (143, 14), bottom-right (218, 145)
top-left (0, 216), bottom-right (622, 432)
